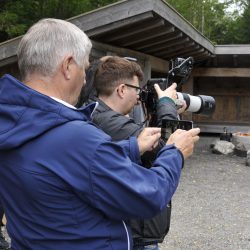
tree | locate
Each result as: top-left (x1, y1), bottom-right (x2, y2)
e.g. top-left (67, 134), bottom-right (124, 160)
top-left (0, 0), bottom-right (249, 44)
top-left (165, 0), bottom-right (249, 44)
top-left (0, 0), bottom-right (119, 43)
top-left (233, 0), bottom-right (250, 43)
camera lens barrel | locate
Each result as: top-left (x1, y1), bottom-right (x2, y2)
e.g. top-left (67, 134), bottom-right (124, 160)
top-left (177, 92), bottom-right (216, 115)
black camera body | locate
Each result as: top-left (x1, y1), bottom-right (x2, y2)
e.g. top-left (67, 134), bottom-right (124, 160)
top-left (140, 57), bottom-right (193, 115)
top-left (140, 78), bottom-right (167, 114)
top-left (140, 57), bottom-right (216, 122)
top-left (167, 57), bottom-right (194, 87)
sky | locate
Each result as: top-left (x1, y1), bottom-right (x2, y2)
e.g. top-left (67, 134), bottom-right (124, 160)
top-left (219, 0), bottom-right (245, 15)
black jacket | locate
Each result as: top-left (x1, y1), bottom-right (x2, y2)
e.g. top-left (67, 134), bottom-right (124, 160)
top-left (92, 97), bottom-right (178, 246)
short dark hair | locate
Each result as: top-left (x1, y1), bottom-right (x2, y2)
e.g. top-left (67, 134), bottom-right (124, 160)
top-left (94, 56), bottom-right (143, 96)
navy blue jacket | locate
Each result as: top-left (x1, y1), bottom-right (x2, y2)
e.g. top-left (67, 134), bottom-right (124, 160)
top-left (0, 74), bottom-right (183, 250)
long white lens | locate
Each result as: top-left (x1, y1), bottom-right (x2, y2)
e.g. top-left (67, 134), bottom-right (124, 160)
top-left (177, 92), bottom-right (215, 115)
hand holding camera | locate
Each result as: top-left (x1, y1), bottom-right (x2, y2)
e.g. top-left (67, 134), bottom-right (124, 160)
top-left (176, 99), bottom-right (187, 114)
top-left (139, 57), bottom-right (216, 122)
top-left (154, 82), bottom-right (177, 101)
top-left (167, 128), bottom-right (200, 159)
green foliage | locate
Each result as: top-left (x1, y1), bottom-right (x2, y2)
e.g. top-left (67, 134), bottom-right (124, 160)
top-left (0, 0), bottom-right (249, 44)
top-left (0, 0), bottom-right (119, 43)
top-left (234, 2), bottom-right (250, 43)
top-left (166, 0), bottom-right (249, 44)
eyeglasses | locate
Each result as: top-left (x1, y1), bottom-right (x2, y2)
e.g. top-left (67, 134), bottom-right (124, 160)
top-left (125, 83), bottom-right (142, 95)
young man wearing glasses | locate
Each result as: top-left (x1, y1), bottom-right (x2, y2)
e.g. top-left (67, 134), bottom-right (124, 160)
top-left (86, 56), bottom-right (183, 250)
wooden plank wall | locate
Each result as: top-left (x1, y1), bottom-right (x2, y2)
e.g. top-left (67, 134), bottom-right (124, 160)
top-left (193, 77), bottom-right (250, 126)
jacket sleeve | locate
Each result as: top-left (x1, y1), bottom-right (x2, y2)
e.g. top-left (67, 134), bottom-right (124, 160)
top-left (115, 137), bottom-right (142, 164)
top-left (156, 98), bottom-right (178, 127)
top-left (62, 123), bottom-right (183, 221)
top-left (89, 138), bottom-right (183, 221)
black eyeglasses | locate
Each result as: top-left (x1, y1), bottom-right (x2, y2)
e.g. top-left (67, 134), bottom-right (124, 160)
top-left (125, 83), bottom-right (142, 95)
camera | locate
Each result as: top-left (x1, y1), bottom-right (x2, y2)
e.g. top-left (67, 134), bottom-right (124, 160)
top-left (139, 57), bottom-right (216, 119)
top-left (176, 92), bottom-right (215, 116)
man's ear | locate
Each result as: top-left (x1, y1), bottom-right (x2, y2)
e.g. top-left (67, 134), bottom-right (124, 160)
top-left (61, 55), bottom-right (74, 80)
top-left (116, 84), bottom-right (126, 98)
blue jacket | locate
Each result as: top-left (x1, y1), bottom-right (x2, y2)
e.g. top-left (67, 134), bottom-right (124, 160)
top-left (0, 74), bottom-right (183, 250)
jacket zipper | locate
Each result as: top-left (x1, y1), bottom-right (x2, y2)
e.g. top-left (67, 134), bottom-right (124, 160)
top-left (122, 220), bottom-right (130, 250)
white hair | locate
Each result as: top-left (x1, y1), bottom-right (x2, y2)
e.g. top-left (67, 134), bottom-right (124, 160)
top-left (17, 18), bottom-right (92, 79)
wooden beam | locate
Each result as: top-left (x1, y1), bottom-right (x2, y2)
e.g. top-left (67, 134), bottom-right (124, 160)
top-left (85, 12), bottom-right (155, 38)
top-left (146, 37), bottom-right (189, 54)
top-left (233, 55), bottom-right (238, 67)
top-left (156, 41), bottom-right (195, 57)
top-left (121, 25), bottom-right (176, 47)
top-left (193, 68), bottom-right (250, 77)
top-left (193, 52), bottom-right (212, 62)
top-left (165, 44), bottom-right (200, 59)
top-left (181, 48), bottom-right (205, 58)
top-left (215, 45), bottom-right (250, 55)
top-left (0, 37), bottom-right (21, 65)
top-left (120, 26), bottom-right (175, 47)
top-left (104, 19), bottom-right (166, 42)
top-left (91, 40), bottom-right (169, 73)
top-left (134, 30), bottom-right (181, 50)
top-left (0, 56), bottom-right (17, 68)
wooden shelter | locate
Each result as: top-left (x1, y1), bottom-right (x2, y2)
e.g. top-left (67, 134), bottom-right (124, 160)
top-left (0, 0), bottom-right (249, 133)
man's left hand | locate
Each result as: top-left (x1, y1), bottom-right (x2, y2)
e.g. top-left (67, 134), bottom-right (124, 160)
top-left (137, 128), bottom-right (161, 155)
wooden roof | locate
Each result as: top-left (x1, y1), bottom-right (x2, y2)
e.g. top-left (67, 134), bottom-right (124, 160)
top-left (1, 0), bottom-right (250, 68)
top-left (69, 0), bottom-right (214, 62)
top-left (208, 45), bottom-right (250, 67)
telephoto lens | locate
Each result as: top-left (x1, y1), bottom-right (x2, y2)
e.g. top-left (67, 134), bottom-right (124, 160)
top-left (177, 92), bottom-right (216, 116)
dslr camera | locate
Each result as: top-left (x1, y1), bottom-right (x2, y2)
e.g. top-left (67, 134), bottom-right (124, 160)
top-left (139, 57), bottom-right (216, 122)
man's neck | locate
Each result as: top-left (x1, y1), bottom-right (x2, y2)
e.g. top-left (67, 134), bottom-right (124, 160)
top-left (24, 74), bottom-right (72, 105)
top-left (98, 95), bottom-right (124, 115)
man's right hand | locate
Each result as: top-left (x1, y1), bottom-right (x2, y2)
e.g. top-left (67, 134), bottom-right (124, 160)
top-left (166, 128), bottom-right (200, 159)
top-left (154, 82), bottom-right (177, 100)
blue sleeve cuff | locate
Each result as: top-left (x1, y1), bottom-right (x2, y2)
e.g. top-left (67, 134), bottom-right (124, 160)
top-left (160, 144), bottom-right (184, 168)
top-left (115, 137), bottom-right (141, 164)
top-left (129, 137), bottom-right (142, 164)
top-left (158, 96), bottom-right (175, 105)
top-left (175, 147), bottom-right (185, 168)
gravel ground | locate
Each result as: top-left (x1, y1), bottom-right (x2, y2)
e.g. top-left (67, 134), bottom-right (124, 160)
top-left (159, 136), bottom-right (250, 250)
